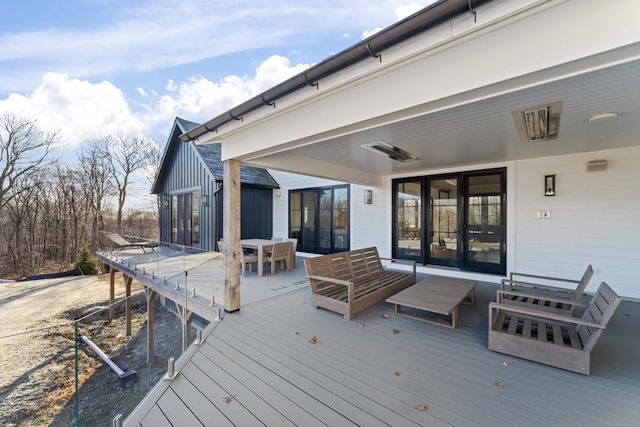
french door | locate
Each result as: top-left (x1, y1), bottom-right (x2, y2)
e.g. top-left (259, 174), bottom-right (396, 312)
top-left (290, 185), bottom-right (349, 254)
top-left (171, 191), bottom-right (200, 247)
top-left (393, 169), bottom-right (505, 274)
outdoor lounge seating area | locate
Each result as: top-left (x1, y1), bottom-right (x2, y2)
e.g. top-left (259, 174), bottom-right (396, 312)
top-left (123, 261), bottom-right (640, 426)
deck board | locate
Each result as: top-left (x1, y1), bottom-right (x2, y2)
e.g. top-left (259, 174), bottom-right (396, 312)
top-left (123, 263), bottom-right (640, 427)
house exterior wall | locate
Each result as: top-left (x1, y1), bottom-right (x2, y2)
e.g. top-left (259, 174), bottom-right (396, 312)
top-left (270, 146), bottom-right (640, 299)
top-left (512, 146), bottom-right (640, 299)
top-left (157, 140), bottom-right (216, 250)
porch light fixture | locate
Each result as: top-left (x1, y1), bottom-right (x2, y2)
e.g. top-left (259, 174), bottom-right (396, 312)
top-left (545, 175), bottom-right (555, 196)
top-left (364, 189), bottom-right (373, 204)
top-left (360, 141), bottom-right (420, 162)
top-left (162, 195), bottom-right (169, 208)
top-left (512, 101), bottom-right (562, 144)
top-left (201, 194), bottom-right (208, 206)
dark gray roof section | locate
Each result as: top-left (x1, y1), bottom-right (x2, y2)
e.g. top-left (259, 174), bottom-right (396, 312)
top-left (151, 117), bottom-right (279, 194)
top-left (196, 143), bottom-right (279, 188)
top-left (180, 0), bottom-right (494, 142)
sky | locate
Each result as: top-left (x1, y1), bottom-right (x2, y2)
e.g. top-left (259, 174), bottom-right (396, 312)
top-left (0, 0), bottom-right (436, 207)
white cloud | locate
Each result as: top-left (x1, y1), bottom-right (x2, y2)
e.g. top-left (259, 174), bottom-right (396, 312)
top-left (0, 73), bottom-right (144, 149)
top-left (0, 55), bottom-right (312, 151)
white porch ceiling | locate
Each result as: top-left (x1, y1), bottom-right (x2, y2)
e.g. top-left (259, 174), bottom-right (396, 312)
top-left (247, 55), bottom-right (640, 180)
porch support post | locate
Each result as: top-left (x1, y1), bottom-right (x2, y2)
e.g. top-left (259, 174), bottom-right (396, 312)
top-left (124, 274), bottom-right (133, 337)
top-left (223, 159), bottom-right (241, 312)
top-left (177, 305), bottom-right (194, 352)
top-left (109, 267), bottom-right (116, 319)
top-left (146, 289), bottom-right (156, 364)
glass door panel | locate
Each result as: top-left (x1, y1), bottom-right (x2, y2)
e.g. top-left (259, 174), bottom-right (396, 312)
top-left (301, 190), bottom-right (317, 253)
top-left (318, 188), bottom-right (332, 253)
top-left (395, 180), bottom-right (422, 259)
top-left (464, 174), bottom-right (504, 273)
top-left (429, 178), bottom-right (459, 267)
top-left (333, 187), bottom-right (349, 251)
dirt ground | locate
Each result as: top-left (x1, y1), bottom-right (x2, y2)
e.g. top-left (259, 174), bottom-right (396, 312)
top-left (0, 274), bottom-right (184, 426)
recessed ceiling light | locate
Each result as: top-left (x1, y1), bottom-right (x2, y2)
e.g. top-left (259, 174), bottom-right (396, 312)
top-left (588, 112), bottom-right (618, 123)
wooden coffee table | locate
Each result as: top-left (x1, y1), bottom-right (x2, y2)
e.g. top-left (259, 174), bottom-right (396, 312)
top-left (386, 276), bottom-right (478, 329)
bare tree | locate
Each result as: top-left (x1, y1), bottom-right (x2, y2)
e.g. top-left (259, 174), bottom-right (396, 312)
top-left (78, 143), bottom-right (116, 249)
top-left (0, 113), bottom-right (58, 211)
top-left (92, 134), bottom-right (156, 232)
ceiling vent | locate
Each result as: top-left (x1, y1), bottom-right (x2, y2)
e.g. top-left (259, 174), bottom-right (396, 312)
top-left (361, 141), bottom-right (420, 162)
top-left (512, 101), bottom-right (562, 143)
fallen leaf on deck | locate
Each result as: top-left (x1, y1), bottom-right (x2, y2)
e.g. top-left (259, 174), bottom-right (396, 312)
top-left (395, 371), bottom-right (401, 376)
top-left (501, 361), bottom-right (508, 366)
top-left (295, 331), bottom-right (300, 335)
top-left (393, 329), bottom-right (400, 334)
top-left (416, 404), bottom-right (427, 411)
top-left (381, 314), bottom-right (391, 319)
top-left (309, 336), bottom-right (320, 344)
top-left (357, 322), bottom-right (365, 327)
top-left (223, 395), bottom-right (236, 405)
top-left (495, 382), bottom-right (503, 388)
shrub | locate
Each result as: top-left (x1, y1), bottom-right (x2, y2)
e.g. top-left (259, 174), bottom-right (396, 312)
top-left (74, 245), bottom-right (99, 275)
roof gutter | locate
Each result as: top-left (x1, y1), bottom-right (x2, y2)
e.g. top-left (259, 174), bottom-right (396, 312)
top-left (181, 0), bottom-right (494, 142)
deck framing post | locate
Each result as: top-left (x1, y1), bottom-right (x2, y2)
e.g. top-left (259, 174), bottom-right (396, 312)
top-left (223, 159), bottom-right (241, 312)
top-left (177, 304), bottom-right (194, 352)
top-left (109, 267), bottom-right (116, 319)
top-left (146, 289), bottom-right (156, 363)
top-left (124, 274), bottom-right (133, 336)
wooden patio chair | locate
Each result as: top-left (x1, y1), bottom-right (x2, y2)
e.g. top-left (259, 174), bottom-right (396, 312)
top-left (489, 281), bottom-right (621, 375)
top-left (266, 241), bottom-right (292, 275)
top-left (499, 265), bottom-right (593, 314)
top-left (105, 232), bottom-right (158, 253)
top-left (285, 237), bottom-right (298, 268)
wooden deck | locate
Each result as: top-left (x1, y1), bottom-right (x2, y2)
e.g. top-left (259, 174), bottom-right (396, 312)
top-left (122, 260), bottom-right (640, 427)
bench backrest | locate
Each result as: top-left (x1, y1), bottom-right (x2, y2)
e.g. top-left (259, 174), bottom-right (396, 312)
top-left (573, 264), bottom-right (594, 300)
top-left (579, 281), bottom-right (621, 352)
top-left (304, 247), bottom-right (384, 287)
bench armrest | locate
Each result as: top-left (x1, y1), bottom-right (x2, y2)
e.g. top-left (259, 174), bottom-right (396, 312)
top-left (501, 278), bottom-right (582, 293)
top-left (508, 271), bottom-right (580, 284)
top-left (379, 257), bottom-right (417, 275)
top-left (306, 274), bottom-right (353, 287)
top-left (489, 302), bottom-right (605, 329)
top-left (497, 289), bottom-right (588, 307)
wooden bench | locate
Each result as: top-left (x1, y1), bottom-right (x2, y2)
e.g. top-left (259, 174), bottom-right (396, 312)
top-left (489, 281), bottom-right (621, 375)
top-left (304, 247), bottom-right (416, 320)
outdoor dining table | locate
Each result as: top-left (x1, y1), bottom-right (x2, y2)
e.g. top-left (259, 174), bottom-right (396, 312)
top-left (240, 239), bottom-right (294, 276)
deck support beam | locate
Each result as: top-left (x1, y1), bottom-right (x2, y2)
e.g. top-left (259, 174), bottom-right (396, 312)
top-left (176, 304), bottom-right (194, 352)
top-left (109, 267), bottom-right (116, 319)
top-left (146, 288), bottom-right (156, 363)
top-left (223, 159), bottom-right (241, 312)
top-left (124, 274), bottom-right (133, 336)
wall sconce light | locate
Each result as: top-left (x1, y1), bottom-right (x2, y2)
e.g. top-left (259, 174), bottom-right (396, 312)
top-left (163, 195), bottom-right (169, 208)
top-left (274, 190), bottom-right (282, 198)
top-left (364, 189), bottom-right (373, 204)
top-left (201, 194), bottom-right (208, 206)
top-left (545, 175), bottom-right (555, 196)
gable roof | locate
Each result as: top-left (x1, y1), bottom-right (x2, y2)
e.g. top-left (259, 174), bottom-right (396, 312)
top-left (195, 143), bottom-right (279, 188)
top-left (151, 117), bottom-right (279, 194)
